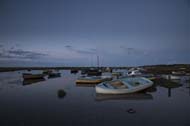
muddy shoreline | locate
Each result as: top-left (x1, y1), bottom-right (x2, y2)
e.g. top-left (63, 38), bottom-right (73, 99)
top-left (0, 64), bottom-right (189, 74)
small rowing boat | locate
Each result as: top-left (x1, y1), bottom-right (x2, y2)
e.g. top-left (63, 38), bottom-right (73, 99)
top-left (96, 77), bottom-right (153, 94)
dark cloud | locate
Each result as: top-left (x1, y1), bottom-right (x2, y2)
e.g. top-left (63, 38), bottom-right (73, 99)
top-left (0, 48), bottom-right (48, 60)
top-left (90, 48), bottom-right (97, 51)
top-left (65, 45), bottom-right (75, 51)
top-left (0, 53), bottom-right (12, 58)
top-left (75, 50), bottom-right (95, 54)
top-left (65, 45), bottom-right (96, 55)
top-left (10, 47), bottom-right (15, 50)
top-left (120, 46), bottom-right (149, 55)
top-left (120, 46), bottom-right (137, 55)
top-left (15, 44), bottom-right (21, 47)
top-left (65, 45), bottom-right (72, 48)
top-left (8, 49), bottom-right (47, 59)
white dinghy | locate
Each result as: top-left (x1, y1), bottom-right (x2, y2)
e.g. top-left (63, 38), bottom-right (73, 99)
top-left (95, 77), bottom-right (153, 94)
top-left (161, 75), bottom-right (181, 80)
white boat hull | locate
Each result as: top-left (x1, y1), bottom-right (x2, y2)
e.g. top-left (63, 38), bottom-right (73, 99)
top-left (162, 75), bottom-right (181, 80)
top-left (96, 77), bottom-right (153, 94)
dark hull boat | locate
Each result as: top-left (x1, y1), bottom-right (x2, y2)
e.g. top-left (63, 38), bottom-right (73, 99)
top-left (70, 69), bottom-right (78, 74)
top-left (48, 73), bottom-right (61, 78)
top-left (23, 73), bottom-right (45, 80)
top-left (43, 70), bottom-right (53, 75)
top-left (76, 76), bottom-right (112, 84)
top-left (87, 68), bottom-right (102, 76)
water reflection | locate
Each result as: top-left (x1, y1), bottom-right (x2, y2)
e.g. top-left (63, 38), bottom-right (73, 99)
top-left (95, 93), bottom-right (153, 101)
top-left (1, 70), bottom-right (190, 126)
top-left (153, 78), bottom-right (182, 97)
top-left (144, 85), bottom-right (157, 93)
top-left (76, 83), bottom-right (96, 87)
top-left (186, 79), bottom-right (190, 96)
top-left (22, 78), bottom-right (45, 86)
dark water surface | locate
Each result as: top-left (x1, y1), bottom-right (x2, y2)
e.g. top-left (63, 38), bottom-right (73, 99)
top-left (0, 70), bottom-right (190, 126)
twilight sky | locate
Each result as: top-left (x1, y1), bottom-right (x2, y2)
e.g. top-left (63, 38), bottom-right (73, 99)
top-left (0, 0), bottom-right (189, 67)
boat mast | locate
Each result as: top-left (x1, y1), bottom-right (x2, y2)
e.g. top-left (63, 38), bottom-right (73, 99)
top-left (97, 55), bottom-right (99, 68)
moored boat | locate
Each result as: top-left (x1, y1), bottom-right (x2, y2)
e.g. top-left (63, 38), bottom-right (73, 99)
top-left (48, 72), bottom-right (61, 78)
top-left (23, 73), bottom-right (45, 80)
top-left (112, 72), bottom-right (123, 76)
top-left (43, 69), bottom-right (53, 75)
top-left (87, 68), bottom-right (102, 76)
top-left (186, 73), bottom-right (190, 76)
top-left (70, 69), bottom-right (78, 74)
top-left (172, 71), bottom-right (186, 75)
top-left (104, 67), bottom-right (112, 72)
top-left (161, 75), bottom-right (181, 80)
top-left (95, 77), bottom-right (153, 94)
top-left (76, 75), bottom-right (112, 84)
top-left (141, 74), bottom-right (159, 80)
top-left (127, 70), bottom-right (142, 76)
top-left (81, 69), bottom-right (88, 75)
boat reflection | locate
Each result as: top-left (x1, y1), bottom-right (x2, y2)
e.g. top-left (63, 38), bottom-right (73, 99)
top-left (186, 79), bottom-right (190, 96)
top-left (23, 78), bottom-right (45, 86)
top-left (95, 93), bottom-right (153, 101)
top-left (153, 78), bottom-right (182, 97)
top-left (76, 83), bottom-right (96, 87)
top-left (144, 85), bottom-right (157, 93)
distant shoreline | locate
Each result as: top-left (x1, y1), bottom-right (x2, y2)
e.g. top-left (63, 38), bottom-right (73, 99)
top-left (0, 64), bottom-right (189, 74)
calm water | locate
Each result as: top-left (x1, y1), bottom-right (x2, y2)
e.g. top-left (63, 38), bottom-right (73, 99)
top-left (0, 70), bottom-right (190, 126)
